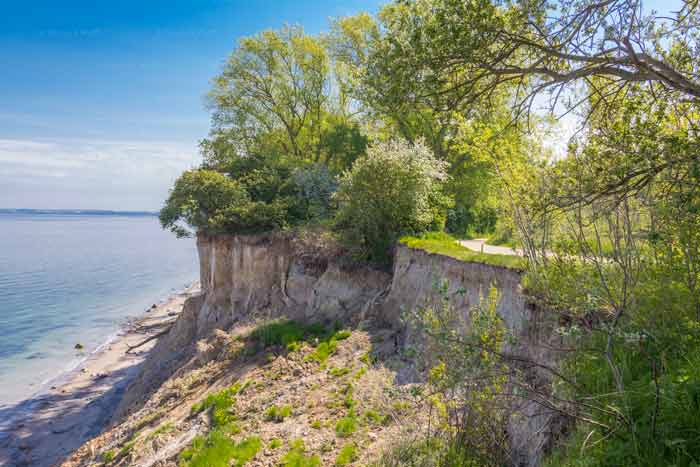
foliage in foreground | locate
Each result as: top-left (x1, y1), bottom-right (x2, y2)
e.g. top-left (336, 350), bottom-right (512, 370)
top-left (387, 284), bottom-right (511, 466)
top-left (530, 253), bottom-right (700, 467)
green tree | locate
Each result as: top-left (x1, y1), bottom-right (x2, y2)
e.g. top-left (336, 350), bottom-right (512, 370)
top-left (331, 8), bottom-right (536, 236)
top-left (334, 139), bottom-right (452, 264)
top-left (206, 25), bottom-right (366, 174)
top-left (159, 169), bottom-right (286, 237)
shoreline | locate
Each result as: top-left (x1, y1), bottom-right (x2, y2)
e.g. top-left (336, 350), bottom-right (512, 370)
top-left (0, 281), bottom-right (201, 467)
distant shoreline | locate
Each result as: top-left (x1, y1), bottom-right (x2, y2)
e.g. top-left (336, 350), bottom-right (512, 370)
top-left (0, 208), bottom-right (158, 217)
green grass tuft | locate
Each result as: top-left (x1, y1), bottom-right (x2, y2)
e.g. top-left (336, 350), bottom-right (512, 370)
top-left (335, 415), bottom-right (357, 438)
top-left (102, 449), bottom-right (115, 463)
top-left (179, 432), bottom-right (261, 467)
top-left (335, 443), bottom-right (358, 465)
top-left (191, 383), bottom-right (242, 429)
top-left (329, 366), bottom-right (351, 377)
top-left (146, 422), bottom-right (175, 440)
top-left (280, 440), bottom-right (321, 467)
top-left (249, 320), bottom-right (350, 364)
top-left (307, 340), bottom-right (338, 363)
top-left (364, 410), bottom-right (387, 425)
top-left (269, 438), bottom-right (283, 450)
top-left (251, 320), bottom-right (307, 348)
top-left (264, 404), bottom-right (293, 422)
top-left (400, 232), bottom-right (525, 270)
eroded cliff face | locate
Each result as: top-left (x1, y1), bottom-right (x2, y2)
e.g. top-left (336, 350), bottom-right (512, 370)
top-left (386, 245), bottom-right (562, 466)
top-left (112, 233), bottom-right (560, 466)
top-left (114, 232), bottom-right (391, 420)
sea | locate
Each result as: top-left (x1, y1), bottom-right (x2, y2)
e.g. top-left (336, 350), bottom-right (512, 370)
top-left (0, 210), bottom-right (199, 408)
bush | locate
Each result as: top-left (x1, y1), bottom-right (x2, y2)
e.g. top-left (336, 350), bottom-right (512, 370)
top-left (334, 139), bottom-right (453, 265)
top-left (159, 169), bottom-right (290, 237)
top-left (161, 155), bottom-right (341, 238)
top-left (291, 164), bottom-right (338, 220)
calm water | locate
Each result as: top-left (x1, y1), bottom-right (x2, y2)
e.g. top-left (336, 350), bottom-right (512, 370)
top-left (0, 212), bottom-right (198, 407)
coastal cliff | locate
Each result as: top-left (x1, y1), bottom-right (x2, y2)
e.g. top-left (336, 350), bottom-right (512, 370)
top-left (63, 232), bottom-right (561, 467)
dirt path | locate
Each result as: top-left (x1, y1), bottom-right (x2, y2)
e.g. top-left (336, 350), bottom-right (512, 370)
top-left (459, 238), bottom-right (522, 256)
top-left (0, 284), bottom-right (199, 467)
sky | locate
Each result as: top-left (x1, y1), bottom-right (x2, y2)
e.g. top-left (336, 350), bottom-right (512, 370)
top-left (0, 0), bottom-right (682, 211)
top-left (0, 0), bottom-right (382, 211)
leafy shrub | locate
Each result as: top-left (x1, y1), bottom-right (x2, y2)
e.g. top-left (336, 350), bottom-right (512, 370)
top-left (161, 154), bottom-right (341, 238)
top-left (371, 436), bottom-right (482, 467)
top-left (334, 139), bottom-right (452, 265)
top-left (394, 285), bottom-right (511, 466)
top-left (160, 170), bottom-right (254, 237)
top-left (291, 164), bottom-right (338, 220)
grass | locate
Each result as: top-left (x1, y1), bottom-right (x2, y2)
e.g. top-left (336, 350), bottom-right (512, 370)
top-left (250, 320), bottom-right (307, 349)
top-left (329, 366), bottom-right (351, 377)
top-left (249, 319), bottom-right (351, 364)
top-left (191, 383), bottom-right (242, 429)
top-left (132, 408), bottom-right (164, 432)
top-left (364, 410), bottom-right (387, 425)
top-left (269, 439), bottom-right (283, 450)
top-left (400, 232), bottom-right (525, 270)
top-left (335, 414), bottom-right (358, 438)
top-left (280, 440), bottom-right (321, 467)
top-left (264, 404), bottom-right (293, 422)
top-left (102, 450), bottom-right (115, 463)
top-left (307, 340), bottom-right (338, 364)
top-left (115, 438), bottom-right (136, 462)
top-left (146, 422), bottom-right (174, 440)
top-left (179, 382), bottom-right (254, 466)
top-left (179, 432), bottom-right (261, 467)
top-left (336, 443), bottom-right (358, 465)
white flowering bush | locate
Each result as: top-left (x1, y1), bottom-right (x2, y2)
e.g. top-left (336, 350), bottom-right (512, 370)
top-left (334, 139), bottom-right (452, 264)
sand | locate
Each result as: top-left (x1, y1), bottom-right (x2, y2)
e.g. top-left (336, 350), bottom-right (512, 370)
top-left (0, 283), bottom-right (200, 467)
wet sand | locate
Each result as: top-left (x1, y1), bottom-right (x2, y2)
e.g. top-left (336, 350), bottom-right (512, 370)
top-left (0, 283), bottom-right (200, 467)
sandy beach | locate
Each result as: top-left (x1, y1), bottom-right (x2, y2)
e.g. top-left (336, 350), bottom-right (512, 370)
top-left (0, 282), bottom-right (200, 467)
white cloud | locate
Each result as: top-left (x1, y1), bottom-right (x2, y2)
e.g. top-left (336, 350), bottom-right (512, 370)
top-left (0, 138), bottom-right (201, 210)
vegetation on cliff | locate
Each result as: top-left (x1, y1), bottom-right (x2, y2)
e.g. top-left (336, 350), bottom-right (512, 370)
top-left (158, 0), bottom-right (700, 465)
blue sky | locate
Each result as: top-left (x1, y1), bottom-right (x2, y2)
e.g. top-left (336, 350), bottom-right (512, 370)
top-left (0, 0), bottom-right (681, 210)
top-left (0, 0), bottom-right (382, 210)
